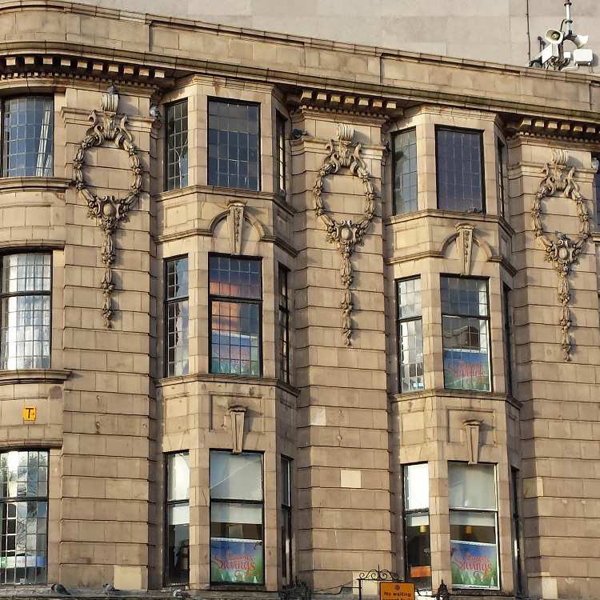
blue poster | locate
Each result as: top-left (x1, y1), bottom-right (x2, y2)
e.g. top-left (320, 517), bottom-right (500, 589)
top-left (451, 541), bottom-right (498, 588)
top-left (210, 538), bottom-right (264, 584)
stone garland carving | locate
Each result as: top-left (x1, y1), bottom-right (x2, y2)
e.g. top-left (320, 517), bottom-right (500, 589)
top-left (532, 149), bottom-right (591, 361)
top-left (72, 86), bottom-right (143, 328)
top-left (313, 124), bottom-right (376, 346)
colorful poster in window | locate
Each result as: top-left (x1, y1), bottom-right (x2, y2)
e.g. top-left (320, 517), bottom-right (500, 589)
top-left (210, 538), bottom-right (264, 584)
top-left (451, 541), bottom-right (498, 588)
top-left (443, 350), bottom-right (490, 391)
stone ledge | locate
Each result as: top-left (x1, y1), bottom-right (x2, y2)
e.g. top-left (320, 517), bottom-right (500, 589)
top-left (0, 368), bottom-right (71, 386)
top-left (0, 176), bottom-right (70, 193)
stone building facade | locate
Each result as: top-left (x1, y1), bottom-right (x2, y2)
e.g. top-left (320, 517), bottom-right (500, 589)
top-left (0, 2), bottom-right (599, 599)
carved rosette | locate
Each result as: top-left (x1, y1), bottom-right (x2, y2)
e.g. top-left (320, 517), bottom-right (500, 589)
top-left (532, 149), bottom-right (591, 361)
top-left (313, 124), bottom-right (376, 346)
top-left (72, 86), bottom-right (143, 328)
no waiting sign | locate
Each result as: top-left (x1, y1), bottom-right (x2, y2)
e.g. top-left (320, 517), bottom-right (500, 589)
top-left (380, 582), bottom-right (415, 600)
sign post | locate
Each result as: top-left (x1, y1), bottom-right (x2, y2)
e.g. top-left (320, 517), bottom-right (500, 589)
top-left (380, 582), bottom-right (415, 600)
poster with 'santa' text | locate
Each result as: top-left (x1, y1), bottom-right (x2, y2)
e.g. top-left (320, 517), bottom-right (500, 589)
top-left (210, 539), bottom-right (264, 584)
top-left (451, 541), bottom-right (498, 588)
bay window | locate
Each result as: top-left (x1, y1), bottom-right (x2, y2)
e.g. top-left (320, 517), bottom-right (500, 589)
top-left (165, 100), bottom-right (188, 191)
top-left (281, 456), bottom-right (292, 585)
top-left (396, 277), bottom-right (424, 392)
top-left (165, 452), bottom-right (189, 585)
top-left (449, 462), bottom-right (499, 589)
top-left (0, 253), bottom-right (51, 371)
top-left (441, 276), bottom-right (490, 391)
top-left (0, 450), bottom-right (48, 585)
top-left (210, 451), bottom-right (264, 585)
top-left (393, 128), bottom-right (418, 214)
top-left (165, 256), bottom-right (189, 377)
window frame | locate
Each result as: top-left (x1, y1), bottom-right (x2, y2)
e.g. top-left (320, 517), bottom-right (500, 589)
top-left (435, 126), bottom-right (486, 214)
top-left (164, 255), bottom-right (189, 378)
top-left (0, 252), bottom-right (52, 371)
top-left (593, 153), bottom-right (600, 229)
top-left (448, 462), bottom-right (500, 590)
top-left (209, 450), bottom-right (265, 587)
top-left (208, 254), bottom-right (263, 378)
top-left (1, 95), bottom-right (54, 179)
top-left (502, 284), bottom-right (513, 397)
top-left (207, 97), bottom-right (261, 192)
top-left (441, 275), bottom-right (492, 392)
top-left (164, 99), bottom-right (189, 192)
top-left (280, 455), bottom-right (292, 585)
top-left (0, 449), bottom-right (49, 586)
top-left (396, 276), bottom-right (424, 393)
top-left (164, 451), bottom-right (190, 586)
top-left (278, 264), bottom-right (291, 385)
top-left (392, 127), bottom-right (418, 215)
top-left (496, 138), bottom-right (508, 219)
top-left (510, 467), bottom-right (523, 596)
top-left (275, 111), bottom-right (287, 196)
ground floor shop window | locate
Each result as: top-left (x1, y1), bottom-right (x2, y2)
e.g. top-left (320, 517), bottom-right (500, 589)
top-left (210, 451), bottom-right (264, 585)
top-left (165, 452), bottom-right (189, 585)
top-left (449, 462), bottom-right (499, 589)
top-left (0, 450), bottom-right (48, 585)
top-left (281, 456), bottom-right (292, 585)
top-left (403, 463), bottom-right (431, 589)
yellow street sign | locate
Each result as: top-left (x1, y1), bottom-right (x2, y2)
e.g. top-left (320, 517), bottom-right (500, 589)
top-left (22, 407), bottom-right (36, 422)
top-left (380, 582), bottom-right (415, 600)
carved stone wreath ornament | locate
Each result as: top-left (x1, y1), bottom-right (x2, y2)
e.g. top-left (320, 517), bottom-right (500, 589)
top-left (532, 149), bottom-right (591, 361)
top-left (72, 86), bottom-right (143, 328)
top-left (313, 124), bottom-right (376, 346)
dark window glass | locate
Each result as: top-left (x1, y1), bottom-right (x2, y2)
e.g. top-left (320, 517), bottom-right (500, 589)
top-left (209, 255), bottom-right (261, 377)
top-left (441, 276), bottom-right (490, 391)
top-left (0, 450), bottom-right (48, 585)
top-left (165, 100), bottom-right (188, 191)
top-left (0, 254), bottom-right (51, 370)
top-left (278, 265), bottom-right (290, 384)
top-left (276, 112), bottom-right (286, 195)
top-left (393, 129), bottom-right (418, 214)
top-left (496, 139), bottom-right (507, 218)
top-left (165, 257), bottom-right (188, 377)
top-left (2, 97), bottom-right (53, 178)
top-left (593, 154), bottom-right (600, 226)
top-left (165, 452), bottom-right (189, 585)
top-left (403, 463), bottom-right (430, 589)
top-left (436, 128), bottom-right (484, 213)
top-left (449, 463), bottom-right (498, 589)
top-left (281, 456), bottom-right (292, 585)
top-left (208, 100), bottom-right (260, 191)
top-left (397, 277), bottom-right (424, 392)
top-left (503, 284), bottom-right (513, 397)
top-left (511, 467), bottom-right (523, 595)
top-left (210, 451), bottom-right (264, 585)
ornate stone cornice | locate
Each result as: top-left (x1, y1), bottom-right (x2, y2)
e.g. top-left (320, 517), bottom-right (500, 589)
top-left (532, 149), bottom-right (591, 362)
top-left (0, 369), bottom-right (71, 386)
top-left (507, 116), bottom-right (600, 144)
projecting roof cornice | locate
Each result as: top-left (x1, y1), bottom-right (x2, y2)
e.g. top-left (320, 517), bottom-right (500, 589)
top-left (507, 116), bottom-right (600, 144)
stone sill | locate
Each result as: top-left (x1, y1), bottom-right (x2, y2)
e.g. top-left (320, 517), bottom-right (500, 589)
top-left (0, 369), bottom-right (71, 386)
top-left (0, 176), bottom-right (70, 193)
top-left (390, 388), bottom-right (522, 408)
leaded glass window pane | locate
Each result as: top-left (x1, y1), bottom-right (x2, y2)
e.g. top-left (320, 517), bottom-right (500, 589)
top-left (165, 100), bottom-right (188, 191)
top-left (393, 129), bottom-right (418, 214)
top-left (397, 277), bottom-right (424, 392)
top-left (165, 257), bottom-right (188, 377)
top-left (0, 254), bottom-right (51, 371)
top-left (436, 128), bottom-right (484, 213)
top-left (2, 97), bottom-right (53, 178)
top-left (208, 100), bottom-right (260, 191)
top-left (0, 450), bottom-right (48, 585)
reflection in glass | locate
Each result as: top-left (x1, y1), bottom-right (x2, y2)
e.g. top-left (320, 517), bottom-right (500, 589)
top-left (281, 456), bottom-right (292, 584)
top-left (165, 257), bottom-right (188, 377)
top-left (0, 450), bottom-right (48, 584)
top-left (2, 97), bottom-right (53, 178)
top-left (208, 100), bottom-right (260, 191)
top-left (166, 452), bottom-right (189, 585)
top-left (397, 277), bottom-right (424, 392)
top-left (393, 129), bottom-right (418, 214)
top-left (278, 266), bottom-right (290, 384)
top-left (0, 254), bottom-right (51, 370)
top-left (165, 100), bottom-right (188, 190)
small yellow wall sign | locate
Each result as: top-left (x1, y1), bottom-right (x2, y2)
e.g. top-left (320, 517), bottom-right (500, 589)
top-left (380, 582), bottom-right (415, 600)
top-left (22, 407), bottom-right (36, 422)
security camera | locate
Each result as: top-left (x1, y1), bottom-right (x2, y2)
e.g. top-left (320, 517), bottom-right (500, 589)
top-left (545, 29), bottom-right (564, 44)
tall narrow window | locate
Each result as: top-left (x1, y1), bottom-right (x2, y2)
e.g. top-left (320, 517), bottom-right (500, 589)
top-left (210, 451), bottom-right (264, 585)
top-left (2, 97), bottom-right (53, 177)
top-left (511, 467), bottom-right (523, 595)
top-left (281, 456), bottom-right (292, 585)
top-left (0, 253), bottom-right (51, 370)
top-left (0, 450), bottom-right (48, 585)
top-left (397, 277), bottom-right (424, 392)
top-left (278, 265), bottom-right (290, 384)
top-left (165, 257), bottom-right (189, 377)
top-left (436, 128), bottom-right (484, 213)
top-left (276, 112), bottom-right (286, 195)
top-left (449, 463), bottom-right (499, 589)
top-left (393, 128), bottom-right (418, 214)
top-left (209, 255), bottom-right (261, 376)
top-left (165, 100), bottom-right (188, 191)
top-left (165, 452), bottom-right (189, 585)
top-left (441, 276), bottom-right (490, 391)
top-left (593, 154), bottom-right (600, 226)
top-left (208, 99), bottom-right (260, 191)
top-left (503, 284), bottom-right (513, 397)
top-left (403, 463), bottom-right (431, 589)
top-left (496, 139), bottom-right (508, 218)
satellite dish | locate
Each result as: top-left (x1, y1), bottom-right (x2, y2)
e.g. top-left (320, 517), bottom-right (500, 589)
top-left (545, 28), bottom-right (564, 44)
